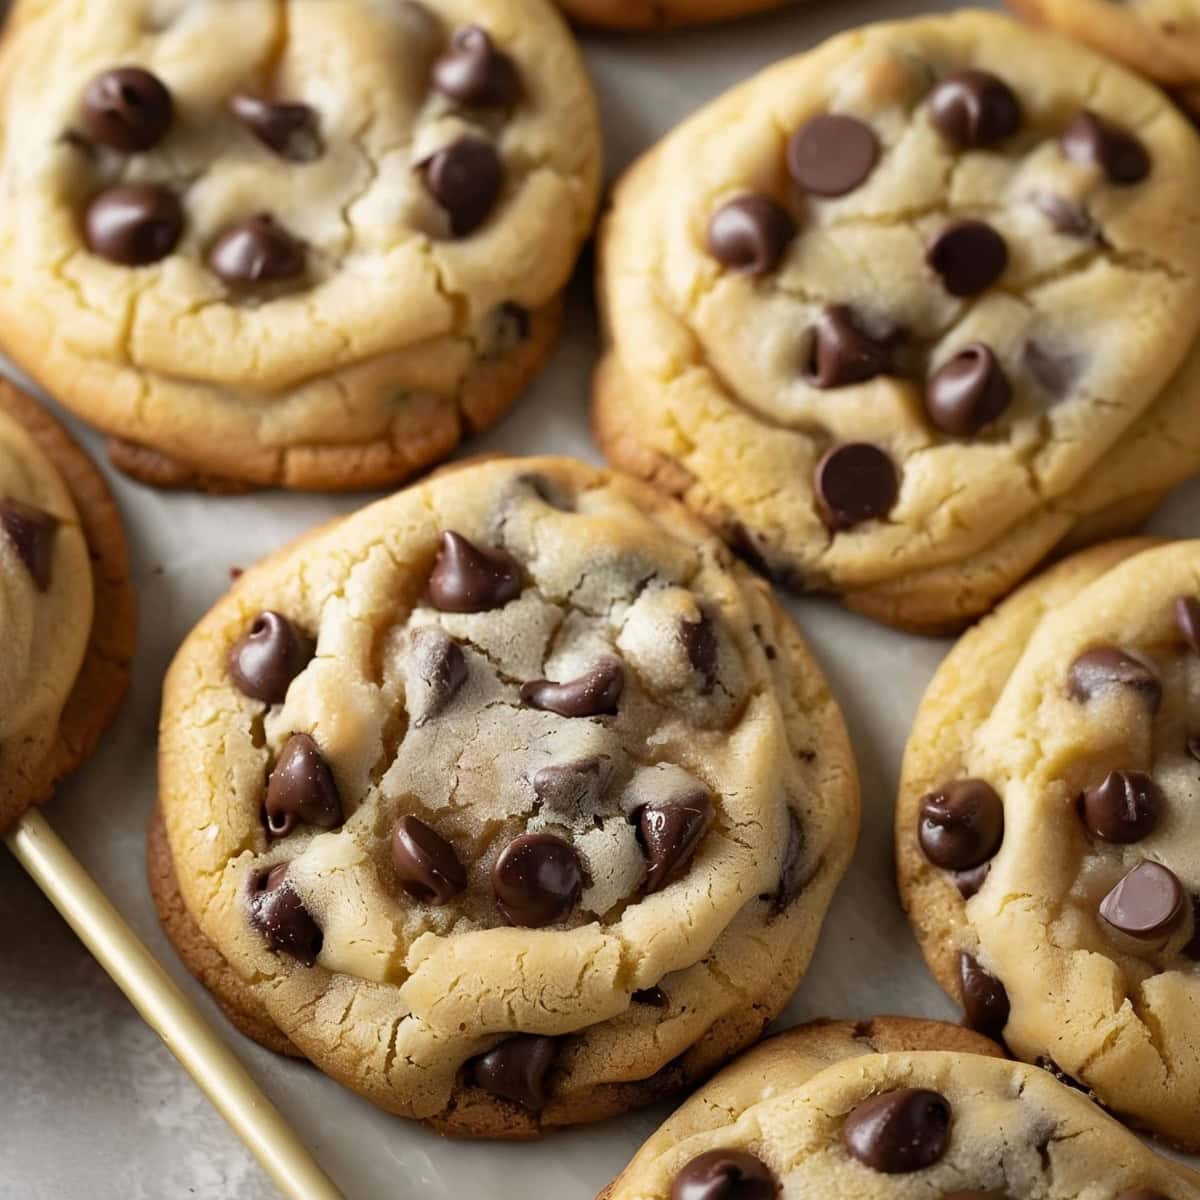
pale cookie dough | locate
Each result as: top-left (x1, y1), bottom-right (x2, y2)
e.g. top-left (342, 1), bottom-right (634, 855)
top-left (152, 455), bottom-right (859, 1137)
top-left (555, 0), bottom-right (794, 30)
top-left (600, 1016), bottom-right (1200, 1200)
top-left (0, 380), bottom-right (135, 832)
top-left (899, 539), bottom-right (1200, 1151)
top-left (0, 0), bottom-right (600, 491)
top-left (592, 11), bottom-right (1200, 633)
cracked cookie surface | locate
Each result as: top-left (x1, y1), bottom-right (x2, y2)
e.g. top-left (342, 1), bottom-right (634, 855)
top-left (153, 455), bottom-right (859, 1136)
top-left (0, 0), bottom-right (600, 491)
top-left (592, 11), bottom-right (1200, 632)
top-left (554, 0), bottom-right (793, 30)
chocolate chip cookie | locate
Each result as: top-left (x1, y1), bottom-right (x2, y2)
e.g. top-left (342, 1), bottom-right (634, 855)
top-left (150, 455), bottom-right (859, 1136)
top-left (0, 0), bottom-right (600, 492)
top-left (898, 538), bottom-right (1200, 1150)
top-left (555, 0), bottom-right (792, 30)
top-left (601, 1016), bottom-right (1200, 1199)
top-left (592, 11), bottom-right (1200, 633)
top-left (0, 380), bottom-right (135, 832)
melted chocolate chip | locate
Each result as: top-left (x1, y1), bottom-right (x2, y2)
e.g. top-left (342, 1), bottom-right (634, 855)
top-left (814, 443), bottom-right (899, 531)
top-left (531, 757), bottom-right (612, 819)
top-left (427, 531), bottom-right (521, 613)
top-left (954, 862), bottom-right (991, 900)
top-left (787, 114), bottom-right (879, 197)
top-left (0, 499), bottom-right (59, 590)
top-left (680, 614), bottom-right (718, 693)
top-left (1189, 736), bottom-right (1200, 763)
top-left (918, 779), bottom-right (1004, 872)
top-left (1184, 895), bottom-right (1200, 960)
top-left (1061, 111), bottom-right (1150, 185)
top-left (959, 951), bottom-right (1010, 1037)
top-left (420, 137), bottom-right (504, 237)
top-left (638, 789), bottom-right (715, 894)
top-left (521, 659), bottom-right (624, 718)
top-left (707, 196), bottom-right (795, 276)
top-left (925, 344), bottom-right (1011, 436)
top-left (670, 1150), bottom-right (777, 1200)
top-left (492, 833), bottom-right (583, 927)
top-left (84, 185), bottom-right (183, 265)
top-left (408, 627), bottom-right (468, 725)
top-left (469, 1034), bottom-right (557, 1110)
top-left (1079, 771), bottom-right (1162, 844)
top-left (247, 864), bottom-right (323, 965)
top-left (82, 66), bottom-right (173, 152)
top-left (843, 1088), bottom-right (951, 1174)
top-left (265, 734), bottom-right (343, 838)
top-left (432, 26), bottom-right (520, 108)
top-left (632, 986), bottom-right (669, 1008)
top-left (208, 214), bottom-right (305, 285)
top-left (228, 611), bottom-right (313, 703)
top-left (927, 219), bottom-right (1008, 297)
top-left (1024, 340), bottom-right (1082, 400)
top-left (1100, 860), bottom-right (1185, 939)
top-left (1176, 596), bottom-right (1200, 652)
top-left (1036, 1057), bottom-right (1091, 1094)
top-left (928, 70), bottom-right (1021, 148)
top-left (771, 809), bottom-right (806, 914)
top-left (391, 815), bottom-right (467, 905)
top-left (804, 306), bottom-right (894, 389)
top-left (1067, 647), bottom-right (1161, 711)
top-left (1034, 193), bottom-right (1094, 238)
top-left (229, 93), bottom-right (322, 161)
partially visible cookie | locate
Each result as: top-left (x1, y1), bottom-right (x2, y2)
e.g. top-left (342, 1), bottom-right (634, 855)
top-left (0, 380), bottom-right (135, 832)
top-left (555, 0), bottom-right (793, 30)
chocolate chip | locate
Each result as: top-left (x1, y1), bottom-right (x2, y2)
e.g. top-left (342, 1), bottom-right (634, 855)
top-left (432, 26), bottom-right (520, 108)
top-left (1099, 860), bottom-right (1185, 939)
top-left (84, 184), bottom-right (183, 265)
top-left (787, 114), bottom-right (879, 197)
top-left (928, 70), bottom-right (1020, 148)
top-left (391, 814), bottom-right (467, 905)
top-left (680, 614), bottom-right (718, 693)
top-left (492, 833), bottom-right (583, 927)
top-left (521, 659), bottom-right (624, 718)
top-left (959, 951), bottom-right (1010, 1037)
top-left (1184, 895), bottom-right (1200, 960)
top-left (208, 214), bottom-right (305, 285)
top-left (1115, 1191), bottom-right (1172, 1200)
top-left (843, 1088), bottom-right (951, 1174)
top-left (707, 196), bottom-right (795, 276)
top-left (469, 1034), bottom-right (557, 1110)
top-left (638, 789), bottom-right (715, 894)
top-left (228, 611), bottom-right (314, 704)
top-left (1033, 193), bottom-right (1093, 238)
top-left (1079, 771), bottom-right (1162, 844)
top-left (82, 66), bottom-right (173, 152)
top-left (1189, 736), bottom-right (1200, 763)
top-left (427, 531), bottom-right (521, 613)
top-left (954, 862), bottom-right (991, 900)
top-left (1067, 647), bottom-right (1161, 711)
top-left (804, 305), bottom-right (894, 389)
top-left (927, 219), bottom-right (1008, 297)
top-left (771, 809), bottom-right (806, 913)
top-left (632, 986), bottom-right (669, 1008)
top-left (531, 757), bottom-right (612, 819)
top-left (918, 779), bottom-right (1004, 871)
top-left (229, 93), bottom-right (322, 161)
top-left (1036, 1057), bottom-right (1091, 1094)
top-left (814, 443), bottom-right (899, 532)
top-left (419, 137), bottom-right (504, 237)
top-left (408, 627), bottom-right (468, 725)
top-left (926, 344), bottom-right (1011, 436)
top-left (0, 499), bottom-right (59, 591)
top-left (670, 1150), bottom-right (777, 1200)
top-left (265, 733), bottom-right (343, 838)
top-left (247, 864), bottom-right (322, 965)
top-left (1023, 340), bottom-right (1081, 399)
top-left (1176, 596), bottom-right (1200, 652)
top-left (1061, 111), bottom-right (1150, 184)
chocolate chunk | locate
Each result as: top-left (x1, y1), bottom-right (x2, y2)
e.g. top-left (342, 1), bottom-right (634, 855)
top-left (1099, 860), bottom-right (1185, 939)
top-left (492, 833), bottom-right (583, 927)
top-left (1176, 596), bottom-right (1200, 652)
top-left (814, 443), bottom-right (899, 531)
top-left (918, 779), bottom-right (1004, 871)
top-left (391, 814), bottom-right (467, 905)
top-left (787, 114), bottom-right (879, 197)
top-left (228, 611), bottom-right (314, 704)
top-left (959, 951), bottom-right (1010, 1037)
top-left (670, 1150), bottom-right (777, 1200)
top-left (1079, 771), bottom-right (1162, 844)
top-left (264, 733), bottom-right (343, 838)
top-left (638, 789), bottom-right (715, 894)
top-left (925, 344), bottom-right (1011, 436)
top-left (927, 219), bottom-right (1008, 297)
top-left (521, 659), bottom-right (624, 718)
top-left (1067, 647), bottom-right (1161, 711)
top-left (229, 93), bottom-right (322, 161)
top-left (842, 1088), bottom-right (951, 1174)
top-left (928, 70), bottom-right (1021, 148)
top-left (432, 26), bottom-right (520, 108)
top-left (1184, 895), bottom-right (1200, 960)
top-left (427, 531), bottom-right (521, 613)
top-left (469, 1034), bottom-right (557, 1110)
top-left (632, 986), bottom-right (669, 1008)
top-left (804, 305), bottom-right (894, 389)
top-left (82, 66), bottom-right (173, 152)
top-left (707, 196), bottom-right (795, 276)
top-left (1024, 340), bottom-right (1081, 399)
top-left (1061, 111), bottom-right (1150, 185)
top-left (84, 184), bottom-right (183, 265)
top-left (770, 809), bottom-right (807, 913)
top-left (680, 614), bottom-right (718, 693)
top-left (247, 863), bottom-right (322, 965)
top-left (408, 627), bottom-right (468, 725)
top-left (419, 137), bottom-right (504, 237)
top-left (208, 214), bottom-right (305, 285)
top-left (954, 862), bottom-right (991, 900)
top-left (1034, 193), bottom-right (1093, 238)
top-left (0, 499), bottom-right (59, 590)
top-left (531, 757), bottom-right (612, 819)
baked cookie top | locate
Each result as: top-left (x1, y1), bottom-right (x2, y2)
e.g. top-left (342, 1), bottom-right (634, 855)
top-left (899, 539), bottom-right (1200, 1151)
top-left (158, 456), bottom-right (858, 1127)
top-left (594, 11), bottom-right (1200, 628)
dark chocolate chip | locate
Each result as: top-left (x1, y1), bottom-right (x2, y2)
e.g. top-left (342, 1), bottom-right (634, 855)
top-left (1067, 647), bottom-right (1161, 711)
top-left (264, 733), bottom-right (343, 838)
top-left (632, 986), bottom-right (669, 1008)
top-left (680, 614), bottom-right (718, 693)
top-left (928, 70), bottom-right (1021, 148)
top-left (1184, 894), bottom-right (1200, 960)
top-left (427, 531), bottom-right (521, 613)
top-left (247, 863), bottom-right (323, 965)
top-left (925, 343), bottom-right (1011, 436)
top-left (787, 114), bottom-right (879, 197)
top-left (814, 443), bottom-right (899, 531)
top-left (1189, 736), bottom-right (1200, 763)
top-left (1099, 860), bottom-right (1185, 939)
top-left (432, 26), bottom-right (520, 108)
top-left (707, 196), bottom-right (795, 276)
top-left (953, 862), bottom-right (991, 900)
top-left (670, 1149), bottom-right (777, 1200)
top-left (1176, 596), bottom-right (1200, 652)
top-left (1033, 193), bottom-right (1093, 238)
top-left (959, 951), bottom-right (1010, 1037)
top-left (918, 779), bottom-right (1004, 871)
top-left (1023, 340), bottom-right (1082, 399)
top-left (228, 611), bottom-right (314, 704)
top-left (492, 833), bottom-right (583, 927)
top-left (927, 219), bottom-right (1008, 297)
top-left (391, 814), bottom-right (467, 905)
top-left (84, 184), bottom-right (183, 265)
top-left (1061, 111), bottom-right (1150, 185)
top-left (82, 66), bottom-right (173, 152)
top-left (531, 757), bottom-right (613, 819)
top-left (229, 93), bottom-right (322, 161)
top-left (521, 659), bottom-right (624, 718)
top-left (208, 214), bottom-right (305, 285)
top-left (419, 137), bottom-right (504, 237)
top-left (1079, 771), bottom-right (1162, 844)
top-left (843, 1088), bottom-right (951, 1174)
top-left (804, 305), bottom-right (894, 389)
top-left (469, 1034), bottom-right (557, 1110)
top-left (408, 627), bottom-right (468, 725)
top-left (0, 499), bottom-right (59, 591)
top-left (638, 789), bottom-right (715, 894)
top-left (771, 809), bottom-right (806, 914)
